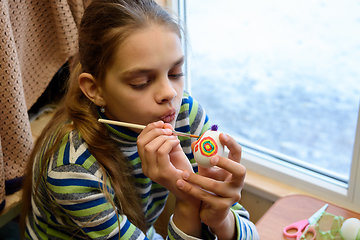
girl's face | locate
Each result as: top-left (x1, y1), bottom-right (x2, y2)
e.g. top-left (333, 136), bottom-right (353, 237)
top-left (100, 25), bottom-right (184, 131)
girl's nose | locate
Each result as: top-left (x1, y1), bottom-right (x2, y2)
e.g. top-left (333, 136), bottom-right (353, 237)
top-left (156, 77), bottom-right (177, 103)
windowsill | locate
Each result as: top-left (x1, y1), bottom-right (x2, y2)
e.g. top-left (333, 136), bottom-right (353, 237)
top-left (244, 169), bottom-right (311, 202)
top-left (241, 149), bottom-right (360, 214)
top-left (243, 163), bottom-right (360, 215)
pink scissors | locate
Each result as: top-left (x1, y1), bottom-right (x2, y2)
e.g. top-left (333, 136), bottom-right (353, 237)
top-left (283, 203), bottom-right (328, 240)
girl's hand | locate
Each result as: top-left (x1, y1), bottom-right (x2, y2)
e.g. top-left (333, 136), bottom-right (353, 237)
top-left (137, 121), bottom-right (202, 237)
top-left (176, 133), bottom-right (245, 240)
top-left (137, 121), bottom-right (193, 193)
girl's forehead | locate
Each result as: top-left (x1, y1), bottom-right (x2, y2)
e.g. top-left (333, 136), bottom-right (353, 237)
top-left (111, 25), bottom-right (183, 72)
top-left (121, 25), bottom-right (181, 48)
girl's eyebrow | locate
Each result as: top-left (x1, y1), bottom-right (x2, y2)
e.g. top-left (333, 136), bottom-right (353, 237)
top-left (121, 56), bottom-right (185, 78)
top-left (174, 56), bottom-right (185, 66)
top-left (121, 69), bottom-right (152, 79)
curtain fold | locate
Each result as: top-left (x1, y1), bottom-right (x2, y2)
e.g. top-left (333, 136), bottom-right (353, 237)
top-left (0, 0), bottom-right (90, 210)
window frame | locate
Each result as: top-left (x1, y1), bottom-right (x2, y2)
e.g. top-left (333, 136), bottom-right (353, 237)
top-left (170, 0), bottom-right (360, 212)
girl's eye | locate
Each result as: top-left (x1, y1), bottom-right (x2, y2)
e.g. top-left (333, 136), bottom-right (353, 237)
top-left (169, 72), bottom-right (184, 79)
top-left (130, 82), bottom-right (148, 89)
top-left (129, 78), bottom-right (151, 89)
top-left (129, 76), bottom-right (153, 89)
top-left (129, 73), bottom-right (183, 89)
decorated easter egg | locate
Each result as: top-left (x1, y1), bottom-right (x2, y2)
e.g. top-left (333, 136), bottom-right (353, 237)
top-left (192, 125), bottom-right (224, 168)
top-left (340, 218), bottom-right (360, 240)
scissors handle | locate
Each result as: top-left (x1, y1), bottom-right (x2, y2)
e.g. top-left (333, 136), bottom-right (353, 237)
top-left (283, 219), bottom-right (309, 238)
top-left (297, 225), bottom-right (317, 240)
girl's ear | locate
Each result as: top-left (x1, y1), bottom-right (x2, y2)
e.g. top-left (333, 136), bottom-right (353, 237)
top-left (78, 73), bottom-right (105, 107)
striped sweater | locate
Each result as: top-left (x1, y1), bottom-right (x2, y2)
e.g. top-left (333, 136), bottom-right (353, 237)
top-left (25, 92), bottom-right (258, 239)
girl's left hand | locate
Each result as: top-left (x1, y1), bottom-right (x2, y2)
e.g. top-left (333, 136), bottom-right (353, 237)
top-left (176, 133), bottom-right (246, 239)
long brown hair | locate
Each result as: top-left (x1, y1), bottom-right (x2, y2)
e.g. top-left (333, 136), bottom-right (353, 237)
top-left (21, 0), bottom-right (182, 237)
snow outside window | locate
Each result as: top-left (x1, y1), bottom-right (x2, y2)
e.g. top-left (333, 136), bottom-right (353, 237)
top-left (176, 0), bottom-right (360, 211)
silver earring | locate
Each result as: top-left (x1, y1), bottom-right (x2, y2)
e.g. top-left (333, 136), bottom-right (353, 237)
top-left (100, 106), bottom-right (105, 113)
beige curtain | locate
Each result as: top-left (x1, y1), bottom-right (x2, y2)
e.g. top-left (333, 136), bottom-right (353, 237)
top-left (0, 0), bottom-right (90, 209)
top-left (0, 0), bottom-right (168, 210)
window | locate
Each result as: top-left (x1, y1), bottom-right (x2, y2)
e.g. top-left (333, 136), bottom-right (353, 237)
top-left (176, 0), bottom-right (360, 211)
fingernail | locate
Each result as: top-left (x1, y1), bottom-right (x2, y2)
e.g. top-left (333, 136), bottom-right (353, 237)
top-left (177, 180), bottom-right (184, 189)
top-left (211, 156), bottom-right (219, 165)
top-left (163, 128), bottom-right (172, 134)
top-left (182, 170), bottom-right (190, 180)
top-left (222, 133), bottom-right (229, 141)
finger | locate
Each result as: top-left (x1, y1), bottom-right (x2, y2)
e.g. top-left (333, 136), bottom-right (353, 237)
top-left (219, 133), bottom-right (242, 162)
top-left (137, 121), bottom-right (168, 156)
top-left (162, 122), bottom-right (174, 131)
top-left (176, 176), bottom-right (217, 201)
top-left (179, 170), bottom-right (231, 198)
top-left (156, 137), bottom-right (181, 167)
top-left (184, 159), bottom-right (245, 197)
top-left (137, 126), bottom-right (174, 152)
top-left (142, 133), bottom-right (177, 153)
top-left (210, 155), bottom-right (246, 182)
top-left (142, 136), bottom-right (180, 179)
top-left (149, 138), bottom-right (182, 180)
top-left (176, 175), bottom-right (238, 207)
top-left (142, 134), bottom-right (178, 165)
top-left (138, 123), bottom-right (174, 145)
top-left (138, 121), bottom-right (165, 136)
top-left (138, 129), bottom-right (176, 175)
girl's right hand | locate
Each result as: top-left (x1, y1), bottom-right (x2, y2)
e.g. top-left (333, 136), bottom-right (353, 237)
top-left (137, 121), bottom-right (192, 193)
top-left (137, 121), bottom-right (200, 202)
top-left (137, 121), bottom-right (202, 237)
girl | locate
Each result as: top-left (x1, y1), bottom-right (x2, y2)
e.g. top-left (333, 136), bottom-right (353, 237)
top-left (21, 0), bottom-right (259, 239)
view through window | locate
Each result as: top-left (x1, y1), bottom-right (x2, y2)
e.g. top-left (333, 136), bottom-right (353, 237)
top-left (186, 0), bottom-right (360, 183)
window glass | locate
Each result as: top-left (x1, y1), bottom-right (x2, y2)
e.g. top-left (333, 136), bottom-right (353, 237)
top-left (186, 0), bottom-right (360, 182)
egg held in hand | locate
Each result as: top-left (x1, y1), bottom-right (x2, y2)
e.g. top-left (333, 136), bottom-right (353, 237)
top-left (192, 125), bottom-right (224, 168)
top-left (340, 218), bottom-right (360, 240)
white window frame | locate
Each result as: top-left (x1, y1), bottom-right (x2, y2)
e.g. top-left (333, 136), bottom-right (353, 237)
top-left (168, 0), bottom-right (360, 212)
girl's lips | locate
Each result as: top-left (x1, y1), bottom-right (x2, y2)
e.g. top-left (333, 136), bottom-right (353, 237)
top-left (161, 110), bottom-right (176, 123)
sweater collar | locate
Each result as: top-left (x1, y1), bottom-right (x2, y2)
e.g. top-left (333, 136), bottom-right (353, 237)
top-left (98, 111), bottom-right (139, 144)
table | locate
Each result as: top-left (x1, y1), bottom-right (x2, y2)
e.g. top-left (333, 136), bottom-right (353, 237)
top-left (255, 194), bottom-right (360, 239)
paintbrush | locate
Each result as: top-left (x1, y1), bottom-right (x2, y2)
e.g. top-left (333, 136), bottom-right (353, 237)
top-left (98, 119), bottom-right (199, 138)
